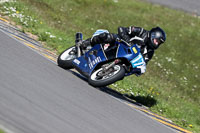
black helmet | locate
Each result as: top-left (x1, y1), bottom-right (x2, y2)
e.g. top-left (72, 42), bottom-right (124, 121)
top-left (148, 27), bottom-right (166, 49)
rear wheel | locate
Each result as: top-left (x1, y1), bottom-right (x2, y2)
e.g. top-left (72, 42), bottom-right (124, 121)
top-left (57, 46), bottom-right (77, 69)
top-left (88, 65), bottom-right (125, 87)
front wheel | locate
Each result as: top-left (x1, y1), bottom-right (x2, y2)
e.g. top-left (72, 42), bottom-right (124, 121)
top-left (57, 46), bottom-right (77, 69)
top-left (88, 65), bottom-right (125, 87)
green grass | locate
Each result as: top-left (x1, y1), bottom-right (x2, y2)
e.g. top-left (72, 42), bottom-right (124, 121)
top-left (0, 0), bottom-right (200, 132)
top-left (0, 129), bottom-right (5, 133)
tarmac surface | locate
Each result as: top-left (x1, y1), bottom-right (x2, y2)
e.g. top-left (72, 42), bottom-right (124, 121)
top-left (145, 0), bottom-right (200, 15)
top-left (0, 29), bottom-right (177, 133)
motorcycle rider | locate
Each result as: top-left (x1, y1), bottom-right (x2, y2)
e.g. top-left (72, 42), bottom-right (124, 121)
top-left (79, 26), bottom-right (166, 75)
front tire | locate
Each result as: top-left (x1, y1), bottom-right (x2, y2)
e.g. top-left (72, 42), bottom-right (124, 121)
top-left (57, 46), bottom-right (77, 69)
top-left (88, 65), bottom-right (125, 87)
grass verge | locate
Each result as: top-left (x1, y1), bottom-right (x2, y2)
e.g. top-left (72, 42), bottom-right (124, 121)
top-left (0, 129), bottom-right (5, 133)
top-left (0, 0), bottom-right (200, 132)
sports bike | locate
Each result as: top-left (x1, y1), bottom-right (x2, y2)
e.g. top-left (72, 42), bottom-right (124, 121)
top-left (57, 31), bottom-right (145, 87)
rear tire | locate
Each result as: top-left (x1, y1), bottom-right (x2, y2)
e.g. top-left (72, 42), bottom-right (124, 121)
top-left (57, 46), bottom-right (77, 69)
top-left (88, 65), bottom-right (125, 87)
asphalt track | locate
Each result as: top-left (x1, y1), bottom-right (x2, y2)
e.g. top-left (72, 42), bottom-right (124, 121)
top-left (0, 24), bottom-right (178, 133)
top-left (145, 0), bottom-right (200, 15)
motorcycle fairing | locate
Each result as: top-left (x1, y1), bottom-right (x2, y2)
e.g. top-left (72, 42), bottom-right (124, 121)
top-left (116, 42), bottom-right (141, 62)
top-left (72, 42), bottom-right (145, 77)
top-left (103, 43), bottom-right (119, 60)
top-left (72, 44), bottom-right (107, 77)
top-left (116, 43), bottom-right (146, 75)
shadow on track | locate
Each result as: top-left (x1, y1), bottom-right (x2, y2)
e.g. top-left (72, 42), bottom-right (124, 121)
top-left (68, 69), bottom-right (157, 108)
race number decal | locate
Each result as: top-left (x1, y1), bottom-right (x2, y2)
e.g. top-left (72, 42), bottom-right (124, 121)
top-left (130, 53), bottom-right (145, 68)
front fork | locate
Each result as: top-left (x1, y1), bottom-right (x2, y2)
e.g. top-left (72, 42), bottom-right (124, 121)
top-left (75, 32), bottom-right (92, 57)
top-left (102, 59), bottom-right (121, 71)
top-left (76, 44), bottom-right (82, 57)
top-left (98, 59), bottom-right (122, 78)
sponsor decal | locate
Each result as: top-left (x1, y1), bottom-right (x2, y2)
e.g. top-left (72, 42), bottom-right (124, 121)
top-left (104, 43), bottom-right (110, 50)
top-left (73, 59), bottom-right (80, 65)
top-left (89, 56), bottom-right (101, 69)
top-left (132, 47), bottom-right (138, 54)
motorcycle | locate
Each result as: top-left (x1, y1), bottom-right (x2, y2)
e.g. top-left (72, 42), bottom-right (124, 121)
top-left (57, 30), bottom-right (146, 87)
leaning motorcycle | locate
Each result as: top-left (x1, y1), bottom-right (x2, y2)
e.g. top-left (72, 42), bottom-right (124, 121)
top-left (57, 30), bottom-right (145, 87)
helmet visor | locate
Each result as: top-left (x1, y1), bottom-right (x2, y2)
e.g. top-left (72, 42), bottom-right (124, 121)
top-left (151, 32), bottom-right (164, 46)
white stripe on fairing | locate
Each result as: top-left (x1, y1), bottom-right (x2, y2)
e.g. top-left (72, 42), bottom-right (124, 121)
top-left (131, 53), bottom-right (142, 63)
top-left (133, 62), bottom-right (144, 66)
top-left (100, 44), bottom-right (108, 60)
